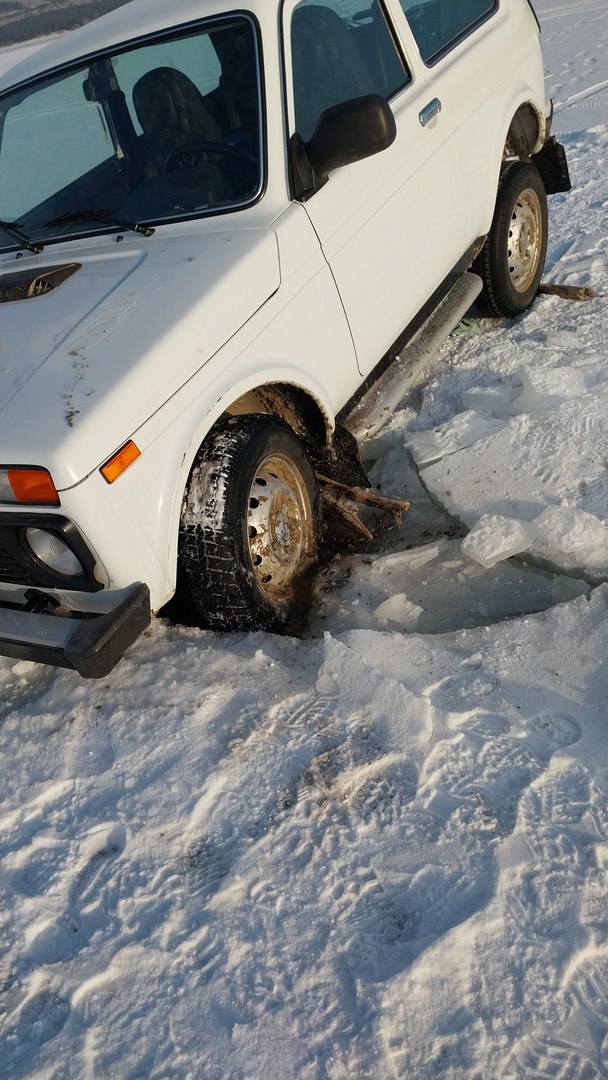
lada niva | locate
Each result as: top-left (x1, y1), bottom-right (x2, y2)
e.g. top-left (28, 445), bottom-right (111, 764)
top-left (0, 0), bottom-right (570, 675)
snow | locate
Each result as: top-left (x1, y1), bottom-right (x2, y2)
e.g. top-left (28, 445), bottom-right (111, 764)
top-left (0, 36), bottom-right (58, 75)
top-left (2, 4), bottom-right (608, 1078)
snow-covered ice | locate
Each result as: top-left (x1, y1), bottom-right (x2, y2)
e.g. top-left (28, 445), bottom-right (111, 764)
top-left (2, 4), bottom-right (608, 1078)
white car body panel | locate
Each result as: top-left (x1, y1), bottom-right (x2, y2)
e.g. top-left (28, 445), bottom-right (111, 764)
top-left (0, 0), bottom-right (563, 673)
top-left (288, 33), bottom-right (468, 375)
top-left (399, 0), bottom-right (547, 229)
top-left (1, 228), bottom-right (282, 487)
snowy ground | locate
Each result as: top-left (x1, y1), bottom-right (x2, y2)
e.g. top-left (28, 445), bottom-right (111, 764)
top-left (2, 4), bottom-right (608, 1078)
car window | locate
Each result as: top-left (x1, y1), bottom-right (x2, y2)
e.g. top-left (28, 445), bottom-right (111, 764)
top-left (291, 0), bottom-right (409, 142)
top-left (0, 16), bottom-right (263, 247)
top-left (399, 0), bottom-right (497, 64)
top-left (0, 72), bottom-right (116, 221)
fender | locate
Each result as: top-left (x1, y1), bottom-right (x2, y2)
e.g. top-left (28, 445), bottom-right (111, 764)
top-left (472, 84), bottom-right (548, 235)
top-left (71, 365), bottom-right (337, 609)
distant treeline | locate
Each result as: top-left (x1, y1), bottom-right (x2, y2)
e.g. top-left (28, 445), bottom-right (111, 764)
top-left (0, 0), bottom-right (129, 46)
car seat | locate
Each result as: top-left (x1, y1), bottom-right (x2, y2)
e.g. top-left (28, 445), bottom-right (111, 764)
top-left (291, 5), bottom-right (374, 142)
top-left (132, 66), bottom-right (224, 177)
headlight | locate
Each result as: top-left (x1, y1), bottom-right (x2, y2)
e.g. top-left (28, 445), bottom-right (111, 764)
top-left (25, 528), bottom-right (83, 577)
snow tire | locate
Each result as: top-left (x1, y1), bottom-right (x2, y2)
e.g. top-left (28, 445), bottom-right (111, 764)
top-left (474, 160), bottom-right (548, 318)
top-left (179, 415), bottom-right (319, 631)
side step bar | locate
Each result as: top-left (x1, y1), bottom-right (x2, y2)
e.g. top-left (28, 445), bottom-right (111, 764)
top-left (344, 271), bottom-right (482, 441)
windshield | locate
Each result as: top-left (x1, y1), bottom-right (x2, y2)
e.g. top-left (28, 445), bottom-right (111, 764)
top-left (0, 16), bottom-right (263, 251)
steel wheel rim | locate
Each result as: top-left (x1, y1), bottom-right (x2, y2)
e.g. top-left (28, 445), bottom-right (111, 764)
top-left (246, 452), bottom-right (314, 597)
top-left (507, 187), bottom-right (543, 293)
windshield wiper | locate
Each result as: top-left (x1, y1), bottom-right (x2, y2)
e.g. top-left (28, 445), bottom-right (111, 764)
top-left (43, 208), bottom-right (155, 238)
top-left (0, 219), bottom-right (44, 254)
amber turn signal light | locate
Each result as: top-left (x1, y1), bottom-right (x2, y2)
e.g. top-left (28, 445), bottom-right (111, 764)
top-left (1, 467), bottom-right (60, 506)
top-left (100, 440), bottom-right (141, 484)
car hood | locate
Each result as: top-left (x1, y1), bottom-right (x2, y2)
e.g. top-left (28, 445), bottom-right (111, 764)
top-left (0, 228), bottom-right (280, 489)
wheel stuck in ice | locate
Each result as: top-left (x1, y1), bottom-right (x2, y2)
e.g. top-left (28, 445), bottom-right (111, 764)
top-left (179, 416), bottom-right (319, 631)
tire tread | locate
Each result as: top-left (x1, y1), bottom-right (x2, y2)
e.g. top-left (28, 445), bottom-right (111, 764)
top-left (474, 159), bottom-right (548, 318)
top-left (179, 415), bottom-right (317, 632)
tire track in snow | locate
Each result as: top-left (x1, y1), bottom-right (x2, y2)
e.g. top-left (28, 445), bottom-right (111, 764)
top-left (555, 78), bottom-right (608, 111)
top-left (540, 3), bottom-right (606, 21)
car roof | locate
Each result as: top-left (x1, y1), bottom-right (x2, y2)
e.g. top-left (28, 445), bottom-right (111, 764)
top-left (1, 0), bottom-right (272, 92)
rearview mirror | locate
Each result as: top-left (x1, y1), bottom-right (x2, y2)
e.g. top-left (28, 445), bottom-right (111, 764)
top-left (290, 94), bottom-right (396, 200)
top-left (307, 94), bottom-right (396, 179)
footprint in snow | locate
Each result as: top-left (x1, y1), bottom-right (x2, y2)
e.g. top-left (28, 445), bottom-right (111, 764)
top-left (185, 834), bottom-right (234, 897)
top-left (341, 885), bottom-right (421, 981)
top-left (524, 710), bottom-right (582, 758)
top-left (504, 864), bottom-right (586, 941)
top-left (4, 985), bottom-right (71, 1077)
top-left (348, 758), bottom-right (419, 829)
top-left (26, 823), bottom-right (125, 966)
top-left (567, 951), bottom-right (608, 1028)
top-left (507, 1030), bottom-right (603, 1080)
top-left (519, 760), bottom-right (591, 832)
top-left (422, 732), bottom-right (543, 835)
top-left (0, 664), bottom-right (54, 723)
top-left (582, 862), bottom-right (608, 929)
top-left (459, 712), bottom-right (511, 740)
top-left (3, 837), bottom-right (69, 898)
top-left (267, 679), bottom-right (341, 735)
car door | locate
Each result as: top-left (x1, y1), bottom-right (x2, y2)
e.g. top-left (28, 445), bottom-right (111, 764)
top-left (284, 0), bottom-right (469, 378)
top-left (395, 0), bottom-right (542, 237)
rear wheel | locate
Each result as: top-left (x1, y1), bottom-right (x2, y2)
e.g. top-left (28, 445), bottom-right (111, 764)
top-left (474, 160), bottom-right (548, 317)
top-left (179, 415), bottom-right (319, 631)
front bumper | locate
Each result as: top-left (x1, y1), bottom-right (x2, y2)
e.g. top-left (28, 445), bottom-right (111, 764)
top-left (0, 583), bottom-right (151, 678)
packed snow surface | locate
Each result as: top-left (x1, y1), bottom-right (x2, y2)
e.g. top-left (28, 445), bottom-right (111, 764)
top-left (2, 3), bottom-right (608, 1077)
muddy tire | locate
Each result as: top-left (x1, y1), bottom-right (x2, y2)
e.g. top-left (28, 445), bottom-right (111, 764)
top-left (474, 160), bottom-right (548, 317)
top-left (179, 415), bottom-right (319, 631)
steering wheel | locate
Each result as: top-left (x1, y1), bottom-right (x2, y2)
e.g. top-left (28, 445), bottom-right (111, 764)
top-left (163, 140), bottom-right (257, 173)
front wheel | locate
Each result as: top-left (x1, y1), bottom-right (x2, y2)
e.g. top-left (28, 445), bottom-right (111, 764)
top-left (179, 415), bottom-right (319, 631)
top-left (474, 160), bottom-right (548, 318)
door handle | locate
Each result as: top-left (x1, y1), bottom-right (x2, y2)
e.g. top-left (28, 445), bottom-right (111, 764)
top-left (419, 98), bottom-right (442, 126)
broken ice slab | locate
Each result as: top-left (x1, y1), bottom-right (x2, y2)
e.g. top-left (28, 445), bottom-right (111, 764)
top-left (461, 384), bottom-right (519, 417)
top-left (534, 505), bottom-right (608, 554)
top-left (510, 365), bottom-right (587, 415)
top-left (373, 593), bottom-right (424, 628)
top-left (370, 538), bottom-right (452, 574)
top-left (542, 330), bottom-right (580, 348)
top-left (462, 514), bottom-right (539, 568)
top-left (405, 410), bottom-right (506, 466)
top-left (530, 505), bottom-right (608, 576)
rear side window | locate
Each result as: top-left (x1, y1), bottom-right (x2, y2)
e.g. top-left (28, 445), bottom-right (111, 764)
top-left (291, 0), bottom-right (410, 142)
top-left (400, 0), bottom-right (497, 64)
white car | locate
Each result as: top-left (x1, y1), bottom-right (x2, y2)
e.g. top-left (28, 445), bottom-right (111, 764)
top-left (0, 0), bottom-right (569, 676)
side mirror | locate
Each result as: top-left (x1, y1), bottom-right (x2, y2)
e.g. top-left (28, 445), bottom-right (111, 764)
top-left (307, 94), bottom-right (396, 178)
top-left (290, 94), bottom-right (396, 199)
